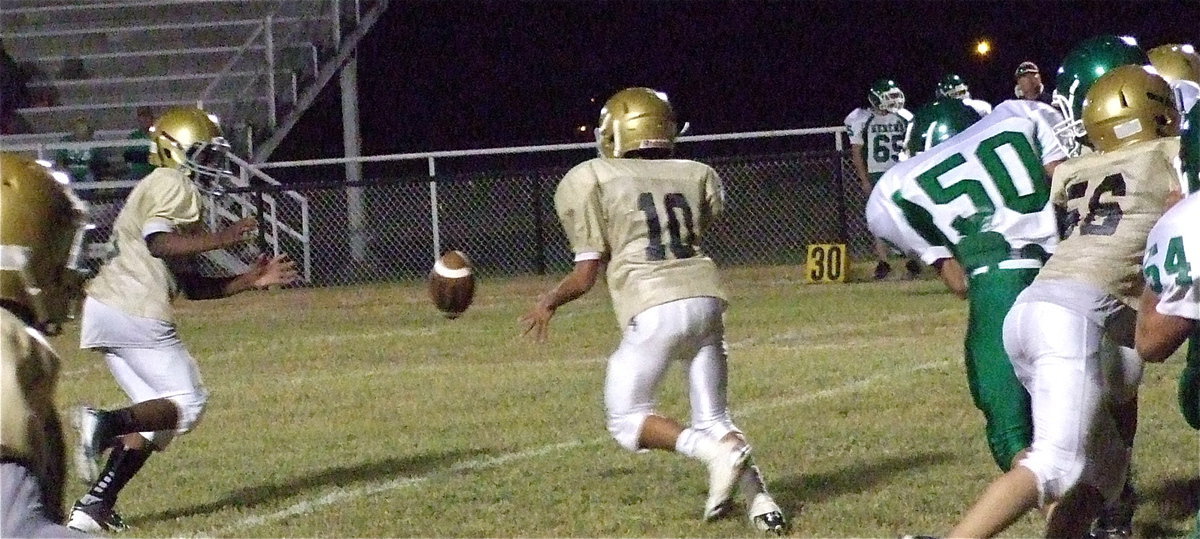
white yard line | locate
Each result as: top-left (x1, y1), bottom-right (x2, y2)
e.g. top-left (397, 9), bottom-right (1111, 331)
top-left (202, 358), bottom-right (950, 536)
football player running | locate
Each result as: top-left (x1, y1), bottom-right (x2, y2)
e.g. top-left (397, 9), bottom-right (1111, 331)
top-left (867, 95), bottom-right (1067, 482)
top-left (935, 73), bottom-right (993, 118)
top-left (844, 78), bottom-right (921, 280)
top-left (1, 153), bottom-right (91, 538)
top-left (520, 87), bottom-right (787, 535)
top-left (66, 107), bottom-right (298, 534)
top-left (1136, 189), bottom-right (1199, 539)
top-left (948, 65), bottom-right (1183, 539)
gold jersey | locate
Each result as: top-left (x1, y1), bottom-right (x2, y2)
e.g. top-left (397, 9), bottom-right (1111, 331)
top-left (0, 309), bottom-right (64, 488)
top-left (1038, 137), bottom-right (1183, 306)
top-left (86, 167), bottom-right (202, 322)
top-left (555, 157), bottom-right (727, 327)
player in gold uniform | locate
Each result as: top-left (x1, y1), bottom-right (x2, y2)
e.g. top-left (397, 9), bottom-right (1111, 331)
top-left (949, 66), bottom-right (1182, 538)
top-left (65, 107), bottom-right (297, 533)
top-left (1, 153), bottom-right (91, 537)
top-left (520, 88), bottom-right (786, 534)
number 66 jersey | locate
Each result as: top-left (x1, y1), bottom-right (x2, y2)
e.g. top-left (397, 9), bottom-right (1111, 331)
top-left (1037, 136), bottom-right (1183, 307)
top-left (555, 157), bottom-right (726, 328)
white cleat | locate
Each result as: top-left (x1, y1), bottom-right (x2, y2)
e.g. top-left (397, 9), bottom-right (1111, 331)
top-left (749, 492), bottom-right (788, 535)
top-left (72, 405), bottom-right (103, 483)
top-left (703, 441), bottom-right (752, 521)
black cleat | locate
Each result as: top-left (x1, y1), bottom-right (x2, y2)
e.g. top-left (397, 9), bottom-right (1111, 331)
top-left (873, 261), bottom-right (892, 280)
top-left (1089, 482), bottom-right (1136, 538)
top-left (68, 498), bottom-right (129, 534)
top-left (905, 259), bottom-right (922, 279)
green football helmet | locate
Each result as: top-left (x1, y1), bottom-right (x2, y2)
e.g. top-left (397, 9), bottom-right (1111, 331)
top-left (935, 74), bottom-right (970, 100)
top-left (1052, 35), bottom-right (1149, 154)
top-left (904, 99), bottom-right (982, 157)
top-left (868, 79), bottom-right (906, 113)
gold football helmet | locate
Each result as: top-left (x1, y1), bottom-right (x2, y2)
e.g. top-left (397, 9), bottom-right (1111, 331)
top-left (596, 87), bottom-right (678, 158)
top-left (0, 152), bottom-right (91, 334)
top-left (1148, 44), bottom-right (1200, 84)
top-left (148, 106), bottom-right (234, 194)
top-left (1081, 65), bottom-right (1180, 153)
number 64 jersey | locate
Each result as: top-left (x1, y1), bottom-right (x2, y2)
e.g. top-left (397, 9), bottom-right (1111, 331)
top-left (555, 157), bottom-right (726, 328)
top-left (866, 100), bottom-right (1068, 266)
top-left (1142, 193), bottom-right (1199, 319)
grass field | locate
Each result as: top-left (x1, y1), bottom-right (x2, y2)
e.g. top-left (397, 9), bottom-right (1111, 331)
top-left (50, 262), bottom-right (1198, 538)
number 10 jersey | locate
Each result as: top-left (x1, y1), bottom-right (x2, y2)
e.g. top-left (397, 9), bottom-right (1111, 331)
top-left (555, 157), bottom-right (727, 328)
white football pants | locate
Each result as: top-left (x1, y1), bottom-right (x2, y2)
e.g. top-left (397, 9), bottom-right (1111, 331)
top-left (102, 344), bottom-right (209, 450)
top-left (604, 296), bottom-right (740, 452)
top-left (1003, 300), bottom-right (1131, 506)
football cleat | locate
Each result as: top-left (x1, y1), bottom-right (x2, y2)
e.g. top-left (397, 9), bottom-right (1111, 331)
top-left (1089, 482), bottom-right (1136, 539)
top-left (873, 261), bottom-right (892, 281)
top-left (67, 499), bottom-right (129, 534)
top-left (703, 441), bottom-right (752, 521)
top-left (73, 405), bottom-right (104, 483)
top-left (748, 493), bottom-right (788, 535)
top-left (905, 259), bottom-right (922, 279)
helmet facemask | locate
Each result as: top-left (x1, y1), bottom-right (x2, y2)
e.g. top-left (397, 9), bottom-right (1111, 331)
top-left (870, 88), bottom-right (906, 113)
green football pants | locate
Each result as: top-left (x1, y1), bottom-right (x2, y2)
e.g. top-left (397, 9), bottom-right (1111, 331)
top-left (964, 267), bottom-right (1038, 472)
top-left (1180, 331), bottom-right (1199, 430)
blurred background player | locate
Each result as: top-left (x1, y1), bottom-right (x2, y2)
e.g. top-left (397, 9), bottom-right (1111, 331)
top-left (1, 153), bottom-right (91, 537)
top-left (949, 64), bottom-right (1182, 539)
top-left (1135, 190), bottom-right (1199, 539)
top-left (520, 87), bottom-right (787, 535)
top-left (1013, 61), bottom-right (1052, 104)
top-left (1148, 43), bottom-right (1200, 193)
top-left (66, 107), bottom-right (298, 534)
top-left (844, 78), bottom-right (920, 280)
top-left (935, 73), bottom-right (992, 118)
top-left (869, 95), bottom-right (1067, 492)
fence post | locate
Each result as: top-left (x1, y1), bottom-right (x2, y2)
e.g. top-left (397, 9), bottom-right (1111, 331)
top-left (429, 157), bottom-right (440, 262)
top-left (532, 174), bottom-right (545, 275)
top-left (835, 152), bottom-right (850, 245)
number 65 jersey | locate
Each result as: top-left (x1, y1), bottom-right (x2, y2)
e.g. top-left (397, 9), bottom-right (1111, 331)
top-left (866, 100), bottom-right (1068, 266)
top-left (1038, 137), bottom-right (1183, 307)
top-left (555, 157), bottom-right (726, 328)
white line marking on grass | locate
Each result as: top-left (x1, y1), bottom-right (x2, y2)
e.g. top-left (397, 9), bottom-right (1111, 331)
top-left (203, 358), bottom-right (951, 536)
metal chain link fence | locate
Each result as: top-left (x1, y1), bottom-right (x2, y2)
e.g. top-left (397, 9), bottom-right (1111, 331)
top-left (80, 150), bottom-right (874, 286)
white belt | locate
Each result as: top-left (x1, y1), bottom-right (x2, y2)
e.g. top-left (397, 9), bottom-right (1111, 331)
top-left (969, 259), bottom-right (1044, 277)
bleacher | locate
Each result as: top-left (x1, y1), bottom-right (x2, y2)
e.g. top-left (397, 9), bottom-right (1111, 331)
top-left (1, 0), bottom-right (387, 161)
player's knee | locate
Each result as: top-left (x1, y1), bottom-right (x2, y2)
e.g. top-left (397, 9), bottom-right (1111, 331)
top-left (1019, 447), bottom-right (1086, 504)
top-left (167, 388), bottom-right (209, 434)
top-left (606, 410), bottom-right (648, 452)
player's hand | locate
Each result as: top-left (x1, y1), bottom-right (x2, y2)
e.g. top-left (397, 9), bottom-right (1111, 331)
top-left (217, 217), bottom-right (258, 247)
top-left (1164, 186), bottom-right (1183, 211)
top-left (519, 299), bottom-right (556, 343)
top-left (248, 254), bottom-right (298, 289)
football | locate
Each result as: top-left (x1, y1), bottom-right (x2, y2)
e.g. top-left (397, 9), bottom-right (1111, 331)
top-left (428, 250), bottom-right (476, 319)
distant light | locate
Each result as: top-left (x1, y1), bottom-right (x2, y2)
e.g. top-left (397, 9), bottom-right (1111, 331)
top-left (975, 40), bottom-right (991, 56)
top-left (578, 125), bottom-right (588, 132)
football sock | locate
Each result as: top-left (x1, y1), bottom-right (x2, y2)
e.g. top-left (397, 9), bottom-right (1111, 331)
top-left (83, 444), bottom-right (153, 506)
top-left (93, 408), bottom-right (136, 446)
top-left (740, 460), bottom-right (769, 497)
top-left (675, 428), bottom-right (720, 461)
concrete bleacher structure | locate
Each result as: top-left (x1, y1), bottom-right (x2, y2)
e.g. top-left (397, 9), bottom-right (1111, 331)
top-left (1, 0), bottom-right (386, 160)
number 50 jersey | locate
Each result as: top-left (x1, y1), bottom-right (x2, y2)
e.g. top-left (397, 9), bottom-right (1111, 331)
top-left (555, 157), bottom-right (726, 328)
top-left (867, 100), bottom-right (1069, 266)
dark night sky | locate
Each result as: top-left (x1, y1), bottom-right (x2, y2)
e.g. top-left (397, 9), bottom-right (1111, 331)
top-left (275, 0), bottom-right (1200, 162)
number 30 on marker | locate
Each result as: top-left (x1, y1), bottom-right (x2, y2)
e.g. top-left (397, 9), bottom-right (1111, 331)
top-left (806, 243), bottom-right (846, 283)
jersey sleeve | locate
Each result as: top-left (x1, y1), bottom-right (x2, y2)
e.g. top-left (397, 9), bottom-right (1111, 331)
top-left (844, 109), bottom-right (867, 146)
top-left (141, 172), bottom-right (201, 236)
top-left (1027, 103), bottom-right (1069, 165)
top-left (554, 164), bottom-right (609, 260)
top-left (704, 166), bottom-right (726, 221)
top-left (865, 182), bottom-right (951, 264)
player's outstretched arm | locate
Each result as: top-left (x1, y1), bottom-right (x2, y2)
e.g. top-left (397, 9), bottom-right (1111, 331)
top-left (1135, 288), bottom-right (1195, 362)
top-left (146, 217), bottom-right (258, 258)
top-left (176, 255), bottom-right (298, 300)
top-left (520, 259), bottom-right (603, 343)
top-left (933, 257), bottom-right (968, 299)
